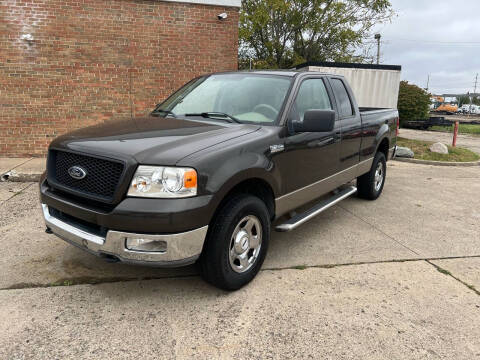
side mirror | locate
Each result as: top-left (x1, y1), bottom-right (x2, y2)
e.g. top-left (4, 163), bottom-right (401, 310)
top-left (291, 110), bottom-right (336, 133)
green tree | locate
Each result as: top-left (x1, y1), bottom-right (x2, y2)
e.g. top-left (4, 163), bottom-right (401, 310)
top-left (457, 95), bottom-right (470, 107)
top-left (397, 81), bottom-right (431, 125)
top-left (456, 95), bottom-right (480, 107)
top-left (239, 0), bottom-right (393, 69)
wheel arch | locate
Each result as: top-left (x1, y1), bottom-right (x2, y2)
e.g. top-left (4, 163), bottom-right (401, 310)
top-left (210, 172), bottom-right (278, 222)
top-left (376, 137), bottom-right (390, 160)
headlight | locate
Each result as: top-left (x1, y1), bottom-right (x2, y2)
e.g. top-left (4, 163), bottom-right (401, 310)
top-left (127, 166), bottom-right (197, 198)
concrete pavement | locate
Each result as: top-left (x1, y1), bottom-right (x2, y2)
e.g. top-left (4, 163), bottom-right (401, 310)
top-left (1, 262), bottom-right (479, 359)
top-left (0, 157), bottom-right (45, 182)
top-left (0, 161), bottom-right (479, 359)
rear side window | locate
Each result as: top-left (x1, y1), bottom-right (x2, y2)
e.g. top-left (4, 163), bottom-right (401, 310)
top-left (330, 78), bottom-right (354, 118)
top-left (291, 79), bottom-right (332, 121)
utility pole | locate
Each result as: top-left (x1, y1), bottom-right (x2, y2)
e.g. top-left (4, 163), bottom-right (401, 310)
top-left (426, 74), bottom-right (430, 91)
top-left (474, 74), bottom-right (478, 95)
top-left (470, 73), bottom-right (478, 114)
top-left (374, 34), bottom-right (381, 64)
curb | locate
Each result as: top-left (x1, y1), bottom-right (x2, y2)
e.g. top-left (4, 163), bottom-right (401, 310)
top-left (393, 157), bottom-right (480, 167)
top-left (1, 170), bottom-right (42, 183)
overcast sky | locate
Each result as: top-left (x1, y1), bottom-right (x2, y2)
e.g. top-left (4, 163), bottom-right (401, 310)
top-left (373, 0), bottom-right (480, 95)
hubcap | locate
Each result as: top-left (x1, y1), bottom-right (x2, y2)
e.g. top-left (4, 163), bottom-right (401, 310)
top-left (229, 215), bottom-right (262, 273)
top-left (374, 162), bottom-right (384, 192)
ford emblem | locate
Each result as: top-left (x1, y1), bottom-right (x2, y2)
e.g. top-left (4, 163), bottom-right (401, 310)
top-left (68, 166), bottom-right (87, 180)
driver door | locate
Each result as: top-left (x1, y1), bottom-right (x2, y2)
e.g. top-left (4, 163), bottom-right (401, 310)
top-left (275, 77), bottom-right (341, 212)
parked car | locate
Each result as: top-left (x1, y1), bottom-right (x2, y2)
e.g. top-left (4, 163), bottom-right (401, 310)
top-left (40, 71), bottom-right (398, 290)
top-left (459, 104), bottom-right (469, 114)
top-left (468, 104), bottom-right (480, 115)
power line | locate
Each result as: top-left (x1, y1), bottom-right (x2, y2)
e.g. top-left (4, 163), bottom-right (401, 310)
top-left (430, 82), bottom-right (476, 87)
top-left (386, 37), bottom-right (480, 45)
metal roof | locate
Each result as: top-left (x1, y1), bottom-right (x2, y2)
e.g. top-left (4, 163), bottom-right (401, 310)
top-left (295, 61), bottom-right (402, 72)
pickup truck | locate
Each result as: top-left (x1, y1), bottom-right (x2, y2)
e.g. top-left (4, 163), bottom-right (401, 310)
top-left (40, 71), bottom-right (398, 290)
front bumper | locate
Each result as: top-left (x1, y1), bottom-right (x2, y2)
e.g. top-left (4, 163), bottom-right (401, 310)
top-left (42, 204), bottom-right (208, 267)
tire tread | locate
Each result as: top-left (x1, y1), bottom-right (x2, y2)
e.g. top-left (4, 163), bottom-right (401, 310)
top-left (357, 152), bottom-right (386, 200)
top-left (199, 194), bottom-right (270, 290)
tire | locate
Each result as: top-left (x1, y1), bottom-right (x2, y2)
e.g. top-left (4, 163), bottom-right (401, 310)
top-left (357, 152), bottom-right (387, 200)
top-left (199, 194), bottom-right (270, 291)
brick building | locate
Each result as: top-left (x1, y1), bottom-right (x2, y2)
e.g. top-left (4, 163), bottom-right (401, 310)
top-left (0, 0), bottom-right (240, 157)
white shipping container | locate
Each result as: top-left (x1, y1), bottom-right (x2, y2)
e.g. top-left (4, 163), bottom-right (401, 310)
top-left (296, 62), bottom-right (402, 109)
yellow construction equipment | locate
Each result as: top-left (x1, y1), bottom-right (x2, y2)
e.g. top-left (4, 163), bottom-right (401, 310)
top-left (434, 103), bottom-right (458, 114)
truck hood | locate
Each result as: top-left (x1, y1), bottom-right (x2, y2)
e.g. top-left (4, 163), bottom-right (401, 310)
top-left (50, 116), bottom-right (261, 165)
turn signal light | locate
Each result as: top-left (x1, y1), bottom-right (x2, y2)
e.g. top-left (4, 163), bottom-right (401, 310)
top-left (184, 170), bottom-right (197, 188)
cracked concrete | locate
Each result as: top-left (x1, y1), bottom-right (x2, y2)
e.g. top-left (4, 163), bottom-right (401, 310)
top-left (0, 157), bottom-right (45, 182)
top-left (0, 161), bottom-right (479, 359)
top-left (1, 262), bottom-right (479, 359)
top-left (430, 258), bottom-right (480, 294)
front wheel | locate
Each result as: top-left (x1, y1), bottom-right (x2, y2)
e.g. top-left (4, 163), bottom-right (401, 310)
top-left (199, 194), bottom-right (270, 290)
top-left (357, 152), bottom-right (387, 200)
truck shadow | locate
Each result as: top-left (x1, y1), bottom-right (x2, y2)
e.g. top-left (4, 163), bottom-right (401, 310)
top-left (52, 195), bottom-right (385, 293)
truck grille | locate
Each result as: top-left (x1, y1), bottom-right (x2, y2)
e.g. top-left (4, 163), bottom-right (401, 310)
top-left (49, 150), bottom-right (125, 201)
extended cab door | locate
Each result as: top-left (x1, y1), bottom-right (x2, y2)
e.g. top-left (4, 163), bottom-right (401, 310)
top-left (274, 76), bottom-right (341, 214)
top-left (327, 77), bottom-right (363, 171)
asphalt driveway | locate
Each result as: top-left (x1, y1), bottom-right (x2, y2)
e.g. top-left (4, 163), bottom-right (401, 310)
top-left (1, 161), bottom-right (479, 359)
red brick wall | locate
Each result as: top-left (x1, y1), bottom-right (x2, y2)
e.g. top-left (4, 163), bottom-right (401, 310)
top-left (0, 0), bottom-right (239, 157)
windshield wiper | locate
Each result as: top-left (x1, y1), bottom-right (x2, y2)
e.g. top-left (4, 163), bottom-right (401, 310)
top-left (151, 108), bottom-right (177, 118)
top-left (184, 112), bottom-right (242, 124)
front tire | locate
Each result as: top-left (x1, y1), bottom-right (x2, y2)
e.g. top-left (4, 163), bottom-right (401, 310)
top-left (357, 152), bottom-right (387, 200)
top-left (199, 194), bottom-right (270, 290)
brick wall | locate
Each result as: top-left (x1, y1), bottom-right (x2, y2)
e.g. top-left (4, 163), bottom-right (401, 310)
top-left (0, 0), bottom-right (239, 157)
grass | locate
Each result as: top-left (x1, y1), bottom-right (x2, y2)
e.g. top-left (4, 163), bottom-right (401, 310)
top-left (293, 265), bottom-right (307, 270)
top-left (436, 267), bottom-right (452, 276)
top-left (431, 124), bottom-right (480, 136)
top-left (397, 137), bottom-right (480, 162)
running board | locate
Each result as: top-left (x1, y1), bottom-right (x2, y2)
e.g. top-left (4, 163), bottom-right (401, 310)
top-left (275, 186), bottom-right (357, 232)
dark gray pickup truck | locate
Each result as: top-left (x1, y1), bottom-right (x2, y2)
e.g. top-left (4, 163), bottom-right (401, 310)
top-left (40, 71), bottom-right (398, 290)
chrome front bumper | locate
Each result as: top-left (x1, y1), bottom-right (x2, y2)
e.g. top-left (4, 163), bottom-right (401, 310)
top-left (42, 204), bottom-right (208, 267)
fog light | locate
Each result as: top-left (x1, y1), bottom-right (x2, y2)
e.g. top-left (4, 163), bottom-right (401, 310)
top-left (125, 238), bottom-right (167, 252)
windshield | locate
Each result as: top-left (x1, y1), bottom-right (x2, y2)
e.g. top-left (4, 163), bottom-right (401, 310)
top-left (156, 74), bottom-right (292, 125)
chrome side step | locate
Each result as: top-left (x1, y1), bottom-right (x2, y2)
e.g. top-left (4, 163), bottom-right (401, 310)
top-left (275, 186), bottom-right (357, 232)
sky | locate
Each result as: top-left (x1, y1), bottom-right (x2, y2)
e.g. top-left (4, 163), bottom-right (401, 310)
top-left (372, 0), bottom-right (480, 95)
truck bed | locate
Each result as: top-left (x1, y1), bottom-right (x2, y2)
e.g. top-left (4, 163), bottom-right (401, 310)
top-left (359, 107), bottom-right (395, 114)
top-left (359, 107), bottom-right (398, 123)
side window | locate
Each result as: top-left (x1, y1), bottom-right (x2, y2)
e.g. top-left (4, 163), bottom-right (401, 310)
top-left (330, 78), bottom-right (354, 118)
top-left (291, 79), bottom-right (332, 121)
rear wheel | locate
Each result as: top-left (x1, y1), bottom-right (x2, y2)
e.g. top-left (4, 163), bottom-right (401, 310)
top-left (357, 152), bottom-right (386, 200)
top-left (199, 194), bottom-right (270, 290)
